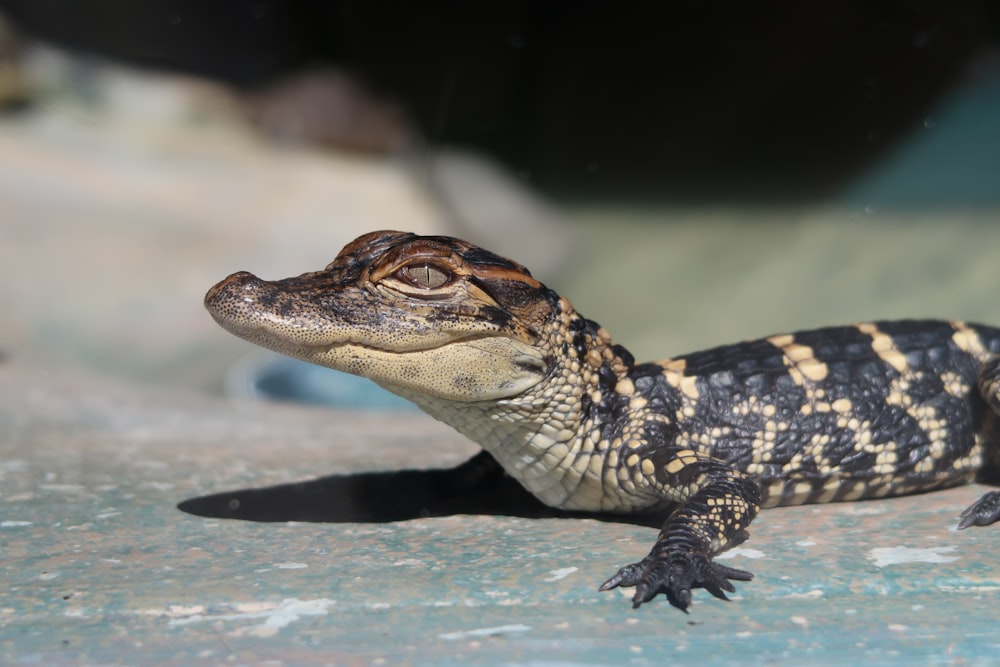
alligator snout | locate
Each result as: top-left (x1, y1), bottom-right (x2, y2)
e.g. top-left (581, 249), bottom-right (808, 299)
top-left (204, 271), bottom-right (261, 308)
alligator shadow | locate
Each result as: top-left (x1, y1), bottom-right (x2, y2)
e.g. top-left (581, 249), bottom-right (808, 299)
top-left (177, 465), bottom-right (664, 528)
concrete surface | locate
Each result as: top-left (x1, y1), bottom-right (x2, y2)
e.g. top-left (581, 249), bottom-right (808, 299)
top-left (2, 363), bottom-right (999, 666)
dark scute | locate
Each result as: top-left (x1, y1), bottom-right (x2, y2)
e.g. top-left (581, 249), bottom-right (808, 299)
top-left (598, 365), bottom-right (618, 391)
top-left (632, 363), bottom-right (665, 378)
top-left (456, 245), bottom-right (531, 275)
top-left (873, 319), bottom-right (956, 342)
top-left (612, 344), bottom-right (634, 368)
top-left (681, 338), bottom-right (782, 378)
top-left (333, 230), bottom-right (416, 274)
top-left (791, 325), bottom-right (873, 357)
top-left (466, 274), bottom-right (540, 313)
top-left (708, 370), bottom-right (736, 390)
top-left (488, 279), bottom-right (548, 311)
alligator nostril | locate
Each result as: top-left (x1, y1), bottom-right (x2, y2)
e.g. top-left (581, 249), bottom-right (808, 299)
top-left (204, 271), bottom-right (259, 307)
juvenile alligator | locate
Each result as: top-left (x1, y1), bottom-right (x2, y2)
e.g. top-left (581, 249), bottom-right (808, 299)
top-left (204, 230), bottom-right (1000, 611)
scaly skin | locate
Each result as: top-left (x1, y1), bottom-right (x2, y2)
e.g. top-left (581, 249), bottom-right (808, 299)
top-left (205, 230), bottom-right (1000, 611)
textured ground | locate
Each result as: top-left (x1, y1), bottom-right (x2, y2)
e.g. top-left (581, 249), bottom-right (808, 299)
top-left (3, 362), bottom-right (1000, 666)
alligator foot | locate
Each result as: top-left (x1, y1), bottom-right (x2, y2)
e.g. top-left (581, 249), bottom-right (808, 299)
top-left (599, 551), bottom-right (753, 611)
top-left (957, 490), bottom-right (1000, 529)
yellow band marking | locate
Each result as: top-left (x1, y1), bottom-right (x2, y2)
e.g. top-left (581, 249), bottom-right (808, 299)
top-left (857, 322), bottom-right (909, 373)
top-left (799, 360), bottom-right (829, 381)
top-left (663, 367), bottom-right (700, 400)
top-left (663, 449), bottom-right (698, 476)
top-left (679, 375), bottom-right (700, 400)
top-left (951, 321), bottom-right (986, 358)
top-left (831, 398), bottom-right (853, 414)
top-left (784, 343), bottom-right (815, 363)
top-left (769, 335), bottom-right (830, 383)
top-left (661, 358), bottom-right (687, 372)
top-left (615, 378), bottom-right (635, 396)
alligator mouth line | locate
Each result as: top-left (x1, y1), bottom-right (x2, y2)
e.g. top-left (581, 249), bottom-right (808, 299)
top-left (231, 319), bottom-right (536, 358)
top-left (283, 332), bottom-right (549, 377)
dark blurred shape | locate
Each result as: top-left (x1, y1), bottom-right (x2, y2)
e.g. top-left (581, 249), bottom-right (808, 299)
top-left (244, 67), bottom-right (410, 154)
top-left (1, 0), bottom-right (997, 200)
top-left (0, 9), bottom-right (30, 109)
top-left (0, 0), bottom-right (311, 85)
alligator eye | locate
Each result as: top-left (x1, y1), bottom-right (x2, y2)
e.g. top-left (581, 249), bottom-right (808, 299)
top-left (396, 263), bottom-right (452, 289)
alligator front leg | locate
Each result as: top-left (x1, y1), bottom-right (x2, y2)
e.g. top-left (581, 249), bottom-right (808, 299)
top-left (958, 356), bottom-right (1000, 529)
top-left (600, 457), bottom-right (761, 610)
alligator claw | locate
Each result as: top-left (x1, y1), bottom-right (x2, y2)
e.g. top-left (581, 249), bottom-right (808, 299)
top-left (957, 490), bottom-right (1000, 529)
top-left (599, 552), bottom-right (753, 611)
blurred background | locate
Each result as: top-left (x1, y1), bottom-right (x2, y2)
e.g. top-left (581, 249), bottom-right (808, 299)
top-left (5, 5), bottom-right (1000, 661)
top-left (1, 0), bottom-right (999, 404)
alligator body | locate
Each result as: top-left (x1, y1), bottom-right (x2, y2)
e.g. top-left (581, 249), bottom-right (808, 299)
top-left (205, 230), bottom-right (1000, 610)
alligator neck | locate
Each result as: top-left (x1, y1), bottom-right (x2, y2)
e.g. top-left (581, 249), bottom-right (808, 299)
top-left (391, 297), bottom-right (668, 511)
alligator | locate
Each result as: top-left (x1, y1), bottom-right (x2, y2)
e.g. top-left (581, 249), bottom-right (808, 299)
top-left (204, 230), bottom-right (1000, 611)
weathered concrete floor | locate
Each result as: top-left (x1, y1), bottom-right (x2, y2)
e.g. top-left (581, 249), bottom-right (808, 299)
top-left (2, 363), bottom-right (999, 667)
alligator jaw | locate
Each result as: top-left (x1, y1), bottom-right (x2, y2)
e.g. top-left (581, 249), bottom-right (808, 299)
top-left (204, 269), bottom-right (548, 402)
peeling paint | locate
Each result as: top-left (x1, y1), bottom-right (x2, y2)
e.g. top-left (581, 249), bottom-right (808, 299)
top-left (717, 547), bottom-right (767, 560)
top-left (167, 598), bottom-right (335, 637)
top-left (544, 566), bottom-right (578, 582)
top-left (438, 624), bottom-right (532, 640)
top-left (784, 589), bottom-right (824, 599)
top-left (868, 546), bottom-right (959, 568)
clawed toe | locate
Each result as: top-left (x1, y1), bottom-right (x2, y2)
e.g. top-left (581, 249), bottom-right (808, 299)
top-left (598, 562), bottom-right (644, 592)
top-left (599, 552), bottom-right (754, 611)
top-left (958, 491), bottom-right (1000, 529)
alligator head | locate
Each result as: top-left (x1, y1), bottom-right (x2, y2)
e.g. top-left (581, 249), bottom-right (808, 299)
top-left (204, 230), bottom-right (558, 402)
